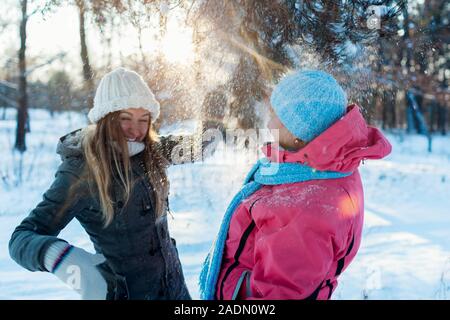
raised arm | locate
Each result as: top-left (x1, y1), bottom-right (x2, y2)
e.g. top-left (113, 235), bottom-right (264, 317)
top-left (159, 134), bottom-right (203, 165)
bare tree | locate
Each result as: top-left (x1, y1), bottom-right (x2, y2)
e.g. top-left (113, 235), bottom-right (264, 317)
top-left (43, 0), bottom-right (100, 110)
top-left (14, 0), bottom-right (68, 151)
top-left (15, 0), bottom-right (29, 152)
top-left (75, 0), bottom-right (95, 109)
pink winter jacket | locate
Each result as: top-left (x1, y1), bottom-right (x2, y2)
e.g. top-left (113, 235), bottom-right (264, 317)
top-left (216, 104), bottom-right (392, 300)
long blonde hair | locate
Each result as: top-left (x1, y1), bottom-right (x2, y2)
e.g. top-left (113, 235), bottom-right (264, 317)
top-left (82, 111), bottom-right (169, 227)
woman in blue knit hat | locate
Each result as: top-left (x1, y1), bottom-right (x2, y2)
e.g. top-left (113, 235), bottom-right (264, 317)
top-left (200, 70), bottom-right (392, 300)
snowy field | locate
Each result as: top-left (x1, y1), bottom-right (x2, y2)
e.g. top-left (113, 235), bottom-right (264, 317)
top-left (0, 108), bottom-right (449, 300)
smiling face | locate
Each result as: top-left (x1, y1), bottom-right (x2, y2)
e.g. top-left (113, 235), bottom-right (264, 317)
top-left (118, 108), bottom-right (151, 142)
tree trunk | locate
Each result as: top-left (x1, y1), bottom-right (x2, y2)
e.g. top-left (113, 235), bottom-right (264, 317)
top-left (76, 0), bottom-right (94, 109)
top-left (15, 0), bottom-right (28, 152)
top-left (402, 4), bottom-right (412, 71)
top-left (402, 3), bottom-right (416, 134)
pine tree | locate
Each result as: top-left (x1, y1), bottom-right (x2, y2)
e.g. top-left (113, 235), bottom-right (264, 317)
top-left (191, 0), bottom-right (405, 128)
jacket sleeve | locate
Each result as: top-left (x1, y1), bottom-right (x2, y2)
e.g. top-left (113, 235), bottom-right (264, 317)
top-left (248, 211), bottom-right (336, 300)
top-left (8, 157), bottom-right (85, 272)
top-left (159, 134), bottom-right (202, 165)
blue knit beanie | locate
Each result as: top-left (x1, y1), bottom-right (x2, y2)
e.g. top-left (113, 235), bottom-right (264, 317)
top-left (270, 70), bottom-right (347, 142)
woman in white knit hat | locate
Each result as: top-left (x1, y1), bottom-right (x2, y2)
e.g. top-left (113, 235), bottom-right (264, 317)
top-left (9, 67), bottom-right (194, 300)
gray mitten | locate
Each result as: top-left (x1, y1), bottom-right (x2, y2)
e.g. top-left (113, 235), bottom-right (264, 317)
top-left (44, 241), bottom-right (108, 300)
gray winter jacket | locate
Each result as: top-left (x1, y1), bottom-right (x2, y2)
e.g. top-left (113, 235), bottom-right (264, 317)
top-left (9, 128), bottom-right (198, 300)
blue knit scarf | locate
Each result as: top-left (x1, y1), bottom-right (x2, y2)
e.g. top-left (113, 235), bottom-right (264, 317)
top-left (198, 158), bottom-right (352, 300)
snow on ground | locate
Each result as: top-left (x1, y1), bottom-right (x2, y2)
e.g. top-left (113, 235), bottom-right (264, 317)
top-left (333, 132), bottom-right (450, 300)
top-left (0, 108), bottom-right (449, 300)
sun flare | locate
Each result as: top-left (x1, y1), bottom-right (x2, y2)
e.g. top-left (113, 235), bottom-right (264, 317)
top-left (161, 19), bottom-right (195, 65)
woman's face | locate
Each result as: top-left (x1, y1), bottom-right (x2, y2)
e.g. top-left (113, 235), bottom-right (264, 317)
top-left (119, 108), bottom-right (151, 142)
top-left (266, 105), bottom-right (305, 151)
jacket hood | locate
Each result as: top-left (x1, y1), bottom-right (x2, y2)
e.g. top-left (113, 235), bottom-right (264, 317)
top-left (56, 128), bottom-right (84, 160)
top-left (262, 104), bottom-right (392, 172)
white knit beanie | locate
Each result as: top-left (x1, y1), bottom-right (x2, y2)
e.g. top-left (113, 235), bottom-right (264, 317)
top-left (88, 67), bottom-right (160, 123)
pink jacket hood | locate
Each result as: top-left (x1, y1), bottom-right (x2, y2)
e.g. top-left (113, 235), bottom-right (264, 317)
top-left (263, 104), bottom-right (392, 172)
